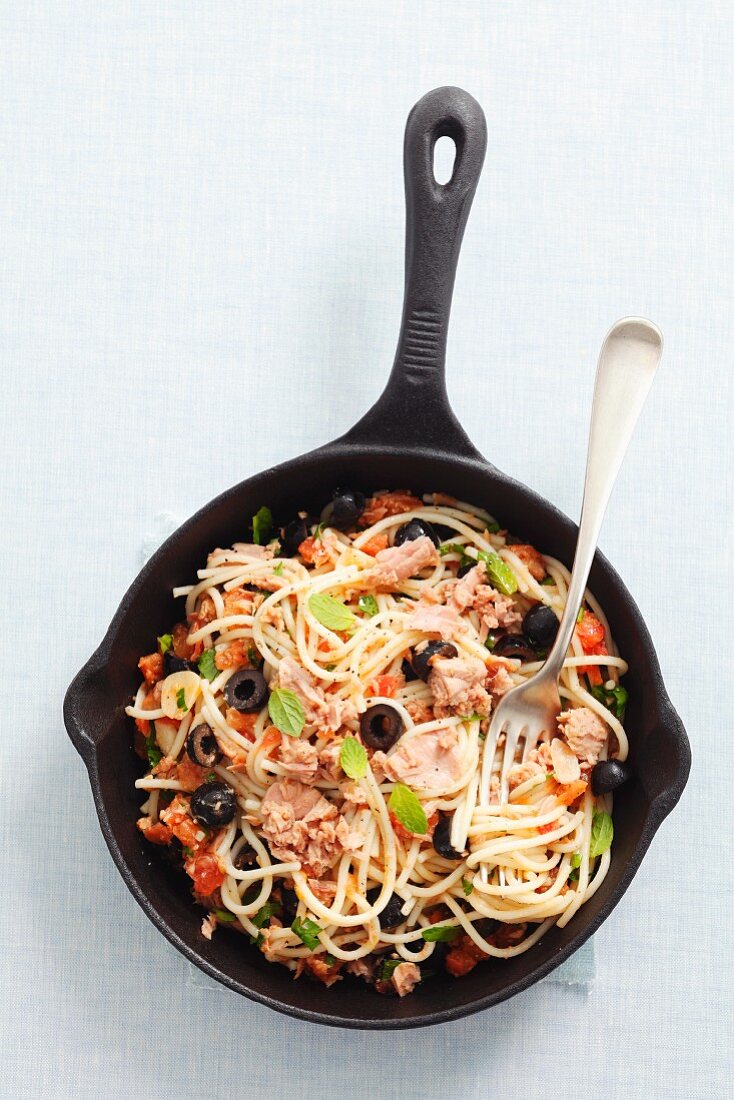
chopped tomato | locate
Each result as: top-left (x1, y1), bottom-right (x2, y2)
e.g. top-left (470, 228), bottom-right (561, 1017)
top-left (160, 795), bottom-right (205, 852)
top-left (360, 532), bottom-right (389, 556)
top-left (134, 716), bottom-right (150, 738)
top-left (389, 808), bottom-right (438, 841)
top-left (536, 820), bottom-right (557, 835)
top-left (171, 621), bottom-right (202, 661)
top-left (260, 726), bottom-right (282, 755)
top-left (576, 612), bottom-right (607, 684)
top-left (360, 492), bottom-right (423, 527)
top-left (226, 709), bottom-right (258, 740)
top-left (176, 756), bottom-right (208, 792)
top-left (143, 822), bottom-right (172, 845)
top-left (215, 640), bottom-right (251, 670)
top-left (369, 673), bottom-right (403, 698)
top-left (508, 543), bottom-right (546, 581)
top-left (553, 778), bottom-right (588, 807)
top-left (301, 954), bottom-right (343, 987)
top-left (138, 652), bottom-right (163, 685)
top-left (445, 933), bottom-right (487, 977)
top-left (191, 854), bottom-right (225, 896)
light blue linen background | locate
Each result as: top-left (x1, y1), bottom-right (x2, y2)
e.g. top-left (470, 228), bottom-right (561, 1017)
top-left (1, 2), bottom-right (732, 1098)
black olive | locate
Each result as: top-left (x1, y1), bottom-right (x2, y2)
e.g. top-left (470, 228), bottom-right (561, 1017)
top-left (164, 651), bottom-right (199, 676)
top-left (232, 844), bottom-right (257, 870)
top-left (280, 515), bottom-right (310, 556)
top-left (367, 888), bottom-right (404, 929)
top-left (320, 489), bottom-right (365, 531)
top-left (280, 885), bottom-right (299, 922)
top-left (591, 759), bottom-right (632, 795)
top-left (394, 518), bottom-right (440, 548)
top-left (432, 815), bottom-right (464, 860)
top-left (433, 523), bottom-right (457, 543)
top-left (360, 704), bottom-right (404, 751)
top-left (224, 668), bottom-right (268, 712)
top-left (190, 781), bottom-right (236, 826)
top-left (185, 723), bottom-right (222, 768)
top-left (411, 640), bottom-right (458, 682)
top-left (492, 634), bottom-right (536, 661)
top-left (401, 657), bottom-right (419, 683)
top-left (475, 917), bottom-right (501, 938)
top-left (522, 604), bottom-right (559, 648)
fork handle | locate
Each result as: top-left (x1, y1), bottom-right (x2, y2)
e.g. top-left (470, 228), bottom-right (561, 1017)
top-left (541, 318), bottom-right (663, 685)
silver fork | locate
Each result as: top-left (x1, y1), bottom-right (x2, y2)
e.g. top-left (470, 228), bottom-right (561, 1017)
top-left (485, 318), bottom-right (663, 809)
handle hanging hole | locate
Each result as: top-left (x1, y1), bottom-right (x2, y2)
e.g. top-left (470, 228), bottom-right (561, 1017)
top-left (432, 135), bottom-right (456, 185)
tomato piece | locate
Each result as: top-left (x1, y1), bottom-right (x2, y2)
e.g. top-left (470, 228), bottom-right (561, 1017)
top-left (138, 652), bottom-right (163, 685)
top-left (176, 756), bottom-right (208, 792)
top-left (191, 854), bottom-right (225, 896)
top-left (577, 612), bottom-right (605, 651)
top-left (360, 492), bottom-right (423, 527)
top-left (226, 709), bottom-right (258, 740)
top-left (143, 822), bottom-right (172, 845)
top-left (360, 533), bottom-right (389, 556)
top-left (369, 674), bottom-right (403, 698)
top-left (445, 933), bottom-right (486, 977)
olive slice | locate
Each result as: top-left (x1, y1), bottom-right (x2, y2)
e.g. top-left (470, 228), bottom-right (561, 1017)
top-left (190, 781), bottom-right (236, 826)
top-left (366, 888), bottom-right (405, 929)
top-left (163, 651), bottom-right (199, 676)
top-left (280, 515), bottom-right (310, 556)
top-left (360, 704), bottom-right (404, 751)
top-left (411, 640), bottom-right (458, 682)
top-left (185, 723), bottom-right (222, 768)
top-left (224, 668), bottom-right (268, 713)
top-left (394, 518), bottom-right (440, 547)
top-left (320, 489), bottom-right (365, 531)
top-left (432, 815), bottom-right (464, 860)
top-left (491, 634), bottom-right (536, 661)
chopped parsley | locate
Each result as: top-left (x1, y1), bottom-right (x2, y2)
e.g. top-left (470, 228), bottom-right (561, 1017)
top-left (252, 506), bottom-right (273, 545)
top-left (214, 908), bottom-right (236, 923)
top-left (157, 633), bottom-right (173, 654)
top-left (273, 561), bottom-right (284, 576)
top-left (291, 916), bottom-right (321, 951)
top-left (380, 958), bottom-right (401, 981)
top-left (252, 901), bottom-right (282, 929)
top-left (144, 733), bottom-right (162, 769)
top-left (590, 682), bottom-right (628, 721)
top-left (357, 594), bottom-right (379, 617)
top-left (175, 687), bottom-right (187, 712)
top-left (421, 925), bottom-right (461, 943)
top-left (461, 877), bottom-right (474, 897)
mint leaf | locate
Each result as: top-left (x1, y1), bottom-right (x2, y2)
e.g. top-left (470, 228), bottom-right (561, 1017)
top-left (486, 521), bottom-right (501, 534)
top-left (461, 877), bottom-right (474, 897)
top-left (388, 783), bottom-right (428, 835)
top-left (439, 542), bottom-right (466, 556)
top-left (291, 916), bottom-right (321, 951)
top-left (541, 575), bottom-right (555, 586)
top-left (308, 592), bottom-right (356, 631)
top-left (589, 811), bottom-right (614, 858)
top-left (421, 924), bottom-right (460, 942)
top-left (145, 733), bottom-right (162, 769)
top-left (157, 633), bottom-right (173, 654)
top-left (476, 550), bottom-right (518, 595)
top-left (274, 561), bottom-right (284, 576)
top-left (380, 958), bottom-right (401, 981)
top-left (268, 688), bottom-right (305, 738)
top-left (252, 506), bottom-right (273, 546)
top-left (175, 687), bottom-right (187, 712)
top-left (253, 901), bottom-right (282, 928)
top-left (571, 851), bottom-right (582, 869)
top-left (214, 908), bottom-right (236, 923)
top-left (197, 648), bottom-right (218, 682)
top-left (357, 594), bottom-right (379, 617)
top-left (340, 736), bottom-right (367, 780)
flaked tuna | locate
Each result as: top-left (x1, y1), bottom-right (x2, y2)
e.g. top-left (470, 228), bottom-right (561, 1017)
top-left (373, 726), bottom-right (463, 790)
top-left (260, 778), bottom-right (361, 877)
top-left (276, 655), bottom-right (350, 731)
top-left (278, 733), bottom-right (319, 784)
top-left (370, 535), bottom-right (439, 588)
top-left (557, 707), bottom-right (608, 764)
top-left (429, 655), bottom-right (492, 718)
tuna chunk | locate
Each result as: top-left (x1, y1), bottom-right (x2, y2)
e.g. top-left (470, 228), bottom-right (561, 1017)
top-left (509, 543), bottom-right (546, 581)
top-left (429, 655), bottom-right (492, 718)
top-left (391, 961), bottom-right (421, 997)
top-left (507, 760), bottom-right (543, 791)
top-left (549, 736), bottom-right (581, 783)
top-left (557, 707), bottom-right (608, 764)
top-left (318, 739), bottom-right (344, 783)
top-left (276, 655), bottom-right (350, 731)
top-left (451, 562), bottom-right (486, 612)
top-left (485, 663), bottom-right (515, 699)
top-left (231, 542), bottom-right (274, 560)
top-left (375, 726), bottom-right (463, 790)
top-left (405, 602), bottom-right (462, 637)
top-left (473, 586), bottom-right (522, 630)
top-left (370, 536), bottom-right (439, 588)
top-left (260, 778), bottom-right (361, 876)
top-left (278, 733), bottom-right (319, 784)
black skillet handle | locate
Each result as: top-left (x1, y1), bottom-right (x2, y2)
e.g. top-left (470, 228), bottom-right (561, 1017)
top-left (341, 86), bottom-right (488, 457)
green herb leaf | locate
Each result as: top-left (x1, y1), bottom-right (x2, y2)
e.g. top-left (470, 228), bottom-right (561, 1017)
top-left (439, 542), bottom-right (467, 557)
top-left (486, 521), bottom-right (501, 534)
top-left (206, 772), bottom-right (216, 782)
top-left (388, 783), bottom-right (428, 835)
top-left (291, 916), bottom-right (322, 951)
top-left (308, 592), bottom-right (356, 632)
top-left (476, 550), bottom-right (518, 595)
top-left (541, 575), bottom-right (555, 586)
top-left (460, 712), bottom-right (483, 722)
top-left (340, 736), bottom-right (368, 780)
top-left (590, 683), bottom-right (628, 721)
top-left (247, 645), bottom-right (262, 666)
top-left (577, 608), bottom-right (585, 624)
top-left (571, 851), bottom-right (582, 869)
top-left (268, 688), bottom-right (305, 738)
top-left (175, 687), bottom-right (187, 712)
top-left (421, 924), bottom-right (461, 943)
top-left (252, 506), bottom-right (273, 546)
top-left (461, 877), bottom-right (474, 897)
top-left (324, 953), bottom-right (336, 966)
top-left (312, 522), bottom-right (325, 541)
top-left (250, 931), bottom-right (265, 948)
top-left (380, 958), bottom-right (401, 981)
top-left (157, 633), bottom-right (173, 654)
top-left (145, 733), bottom-right (162, 769)
top-left (568, 867), bottom-right (580, 883)
top-left (197, 648), bottom-right (218, 682)
top-left (273, 561), bottom-right (284, 576)
top-left (589, 811), bottom-right (614, 858)
top-left (357, 594), bottom-right (379, 617)
top-left (253, 901), bottom-right (282, 928)
top-left (182, 846), bottom-right (193, 857)
top-left (214, 908), bottom-right (236, 923)
top-left (485, 633), bottom-right (497, 651)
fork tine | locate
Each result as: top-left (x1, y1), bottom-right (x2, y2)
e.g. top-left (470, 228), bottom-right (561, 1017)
top-left (499, 723), bottom-right (524, 806)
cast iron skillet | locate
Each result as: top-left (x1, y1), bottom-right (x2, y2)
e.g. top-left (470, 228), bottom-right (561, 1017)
top-left (64, 86), bottom-right (690, 1029)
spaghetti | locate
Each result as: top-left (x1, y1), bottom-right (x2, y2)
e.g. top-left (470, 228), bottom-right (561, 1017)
top-left (128, 490), bottom-right (627, 996)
